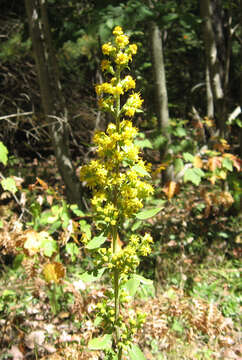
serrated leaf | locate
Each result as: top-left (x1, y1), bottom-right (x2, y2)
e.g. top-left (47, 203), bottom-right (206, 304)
top-left (133, 274), bottom-right (153, 285)
top-left (131, 220), bottom-right (141, 231)
top-left (79, 220), bottom-right (91, 239)
top-left (183, 152), bottom-right (194, 162)
top-left (40, 235), bottom-right (57, 257)
top-left (174, 158), bottom-right (184, 174)
top-left (184, 168), bottom-right (204, 186)
top-left (66, 242), bottom-right (79, 261)
top-left (70, 204), bottom-right (85, 217)
top-left (134, 138), bottom-right (153, 149)
top-left (0, 142), bottom-right (8, 165)
top-left (1, 177), bottom-right (17, 194)
top-left (94, 316), bottom-right (102, 326)
top-left (88, 334), bottom-right (112, 350)
top-left (124, 278), bottom-right (140, 297)
top-left (86, 234), bottom-right (106, 249)
top-left (128, 344), bottom-right (146, 360)
top-left (80, 268), bottom-right (105, 283)
top-left (132, 165), bottom-right (150, 177)
top-left (136, 206), bottom-right (163, 219)
top-left (174, 127), bottom-right (186, 137)
top-left (222, 158), bottom-right (233, 171)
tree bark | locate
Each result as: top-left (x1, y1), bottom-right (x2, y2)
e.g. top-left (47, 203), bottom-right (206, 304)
top-left (150, 22), bottom-right (170, 140)
top-left (149, 21), bottom-right (172, 182)
top-left (200, 0), bottom-right (226, 136)
top-left (24, 0), bottom-right (83, 207)
top-left (205, 61), bottom-right (214, 118)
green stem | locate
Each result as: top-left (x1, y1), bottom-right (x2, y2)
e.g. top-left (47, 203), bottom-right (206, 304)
top-left (112, 66), bottom-right (122, 359)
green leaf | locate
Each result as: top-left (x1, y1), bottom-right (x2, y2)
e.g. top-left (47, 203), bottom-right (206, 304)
top-left (79, 220), bottom-right (91, 240)
top-left (88, 334), bottom-right (112, 350)
top-left (183, 152), bottom-right (194, 162)
top-left (0, 142), bottom-right (8, 165)
top-left (66, 242), bottom-right (79, 261)
top-left (94, 316), bottom-right (102, 326)
top-left (86, 234), bottom-right (106, 249)
top-left (132, 165), bottom-right (151, 178)
top-left (13, 254), bottom-right (24, 269)
top-left (161, 13), bottom-right (179, 24)
top-left (0, 220), bottom-right (3, 229)
top-left (184, 168), bottom-right (204, 186)
top-left (172, 319), bottom-right (184, 333)
top-left (128, 344), bottom-right (146, 360)
top-left (222, 158), bottom-right (233, 171)
top-left (70, 204), bottom-right (85, 217)
top-left (136, 206), bottom-right (163, 220)
top-left (48, 220), bottom-right (62, 234)
top-left (174, 158), bottom-right (184, 174)
top-left (2, 289), bottom-right (16, 298)
top-left (1, 177), bottom-right (17, 194)
top-left (40, 236), bottom-right (57, 257)
top-left (134, 138), bottom-right (153, 149)
top-left (174, 127), bottom-right (186, 137)
top-left (133, 274), bottom-right (153, 285)
top-left (124, 278), bottom-right (140, 297)
top-left (80, 268), bottom-right (105, 283)
top-left (131, 220), bottom-right (142, 231)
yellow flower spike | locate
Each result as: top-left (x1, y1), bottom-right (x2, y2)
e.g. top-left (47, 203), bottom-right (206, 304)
top-left (101, 82), bottom-right (114, 94)
top-left (115, 52), bottom-right (130, 65)
top-left (111, 84), bottom-right (124, 95)
top-left (102, 42), bottom-right (115, 55)
top-left (95, 84), bottom-right (103, 96)
top-left (128, 92), bottom-right (143, 108)
top-left (82, 27), bottom-right (153, 355)
top-left (123, 75), bottom-right (136, 91)
top-left (125, 107), bottom-right (136, 117)
top-left (115, 34), bottom-right (129, 49)
top-left (129, 44), bottom-right (138, 55)
top-left (113, 26), bottom-right (123, 36)
top-left (101, 59), bottom-right (111, 71)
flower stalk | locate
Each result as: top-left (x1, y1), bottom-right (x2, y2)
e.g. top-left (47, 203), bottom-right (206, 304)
top-left (80, 26), bottom-right (154, 358)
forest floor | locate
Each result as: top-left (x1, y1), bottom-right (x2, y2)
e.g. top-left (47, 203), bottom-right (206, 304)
top-left (0, 229), bottom-right (241, 360)
top-left (0, 155), bottom-right (241, 360)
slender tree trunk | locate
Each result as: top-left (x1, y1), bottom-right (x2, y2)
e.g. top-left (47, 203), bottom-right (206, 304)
top-left (205, 61), bottom-right (214, 118)
top-left (24, 0), bottom-right (83, 207)
top-left (200, 0), bottom-right (226, 136)
top-left (150, 22), bottom-right (170, 136)
top-left (149, 21), bottom-right (172, 182)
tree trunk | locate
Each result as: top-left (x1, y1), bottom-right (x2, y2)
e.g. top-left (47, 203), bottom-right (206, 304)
top-left (200, 0), bottom-right (226, 136)
top-left (24, 0), bottom-right (83, 207)
top-left (150, 22), bottom-right (170, 140)
top-left (205, 61), bottom-right (214, 118)
top-left (149, 21), bottom-right (172, 182)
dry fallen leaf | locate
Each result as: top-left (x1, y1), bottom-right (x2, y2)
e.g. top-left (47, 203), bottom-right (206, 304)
top-left (25, 330), bottom-right (45, 349)
top-left (8, 345), bottom-right (24, 360)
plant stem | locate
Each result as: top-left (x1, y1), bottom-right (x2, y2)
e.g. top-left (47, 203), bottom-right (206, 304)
top-left (113, 68), bottom-right (122, 358)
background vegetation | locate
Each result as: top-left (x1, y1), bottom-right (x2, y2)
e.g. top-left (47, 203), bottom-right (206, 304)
top-left (0, 0), bottom-right (241, 359)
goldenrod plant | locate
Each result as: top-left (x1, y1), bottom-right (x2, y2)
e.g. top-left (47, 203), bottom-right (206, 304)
top-left (80, 26), bottom-right (154, 359)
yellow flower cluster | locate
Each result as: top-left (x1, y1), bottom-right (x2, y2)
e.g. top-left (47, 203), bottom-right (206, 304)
top-left (95, 26), bottom-right (143, 118)
top-left (80, 119), bottom-right (153, 226)
top-left (81, 28), bottom-right (153, 351)
top-left (94, 233), bottom-right (153, 275)
top-left (80, 25), bottom-right (153, 261)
